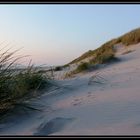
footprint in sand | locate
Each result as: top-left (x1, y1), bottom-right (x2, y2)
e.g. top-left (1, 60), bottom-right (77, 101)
top-left (87, 92), bottom-right (96, 100)
top-left (87, 91), bottom-right (92, 94)
top-left (87, 94), bottom-right (91, 97)
top-left (74, 98), bottom-right (80, 102)
top-left (72, 98), bottom-right (83, 106)
top-left (87, 92), bottom-right (92, 97)
top-left (100, 87), bottom-right (105, 91)
top-left (73, 102), bottom-right (82, 106)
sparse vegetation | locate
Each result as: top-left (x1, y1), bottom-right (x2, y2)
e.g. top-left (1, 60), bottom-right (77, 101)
top-left (68, 46), bottom-right (116, 75)
top-left (64, 71), bottom-right (76, 79)
top-left (69, 50), bottom-right (94, 65)
top-left (54, 66), bottom-right (62, 71)
top-left (89, 49), bottom-right (115, 64)
top-left (120, 28), bottom-right (140, 46)
top-left (75, 62), bottom-right (89, 72)
top-left (64, 27), bottom-right (140, 68)
top-left (121, 49), bottom-right (135, 55)
top-left (64, 62), bottom-right (90, 78)
top-left (0, 48), bottom-right (53, 116)
top-left (61, 27), bottom-right (140, 78)
top-left (66, 38), bottom-right (118, 65)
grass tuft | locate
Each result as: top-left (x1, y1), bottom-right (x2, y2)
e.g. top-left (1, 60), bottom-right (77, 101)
top-left (0, 48), bottom-right (53, 116)
top-left (75, 62), bottom-right (89, 73)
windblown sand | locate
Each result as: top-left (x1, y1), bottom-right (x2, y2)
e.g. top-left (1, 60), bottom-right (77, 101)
top-left (1, 43), bottom-right (140, 135)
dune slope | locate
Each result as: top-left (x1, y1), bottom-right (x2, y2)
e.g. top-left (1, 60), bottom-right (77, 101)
top-left (1, 43), bottom-right (140, 135)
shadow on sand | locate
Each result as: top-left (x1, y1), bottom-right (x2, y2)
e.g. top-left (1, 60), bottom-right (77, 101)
top-left (34, 117), bottom-right (75, 135)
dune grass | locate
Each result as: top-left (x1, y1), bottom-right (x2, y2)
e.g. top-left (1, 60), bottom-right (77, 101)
top-left (66, 50), bottom-right (116, 76)
top-left (0, 48), bottom-right (53, 116)
top-left (121, 49), bottom-right (135, 55)
top-left (75, 62), bottom-right (89, 72)
top-left (54, 66), bottom-right (63, 71)
top-left (119, 27), bottom-right (140, 46)
top-left (65, 27), bottom-right (140, 67)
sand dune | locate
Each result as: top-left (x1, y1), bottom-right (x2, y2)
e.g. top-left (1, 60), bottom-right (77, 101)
top-left (1, 43), bottom-right (140, 135)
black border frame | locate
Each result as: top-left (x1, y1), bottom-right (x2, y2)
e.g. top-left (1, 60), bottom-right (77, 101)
top-left (0, 1), bottom-right (140, 138)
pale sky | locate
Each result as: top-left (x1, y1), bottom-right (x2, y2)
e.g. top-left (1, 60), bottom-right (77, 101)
top-left (0, 4), bottom-right (140, 66)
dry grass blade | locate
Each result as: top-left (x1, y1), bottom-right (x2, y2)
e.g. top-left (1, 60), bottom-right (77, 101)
top-left (0, 47), bottom-right (54, 119)
top-left (13, 102), bottom-right (43, 112)
top-left (121, 50), bottom-right (135, 55)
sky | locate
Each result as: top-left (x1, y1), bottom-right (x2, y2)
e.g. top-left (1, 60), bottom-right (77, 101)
top-left (0, 4), bottom-right (140, 66)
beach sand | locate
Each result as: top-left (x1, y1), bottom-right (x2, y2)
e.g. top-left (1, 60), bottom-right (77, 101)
top-left (1, 43), bottom-right (140, 135)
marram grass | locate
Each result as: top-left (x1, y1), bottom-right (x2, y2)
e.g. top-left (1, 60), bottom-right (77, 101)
top-left (0, 48), bottom-right (53, 116)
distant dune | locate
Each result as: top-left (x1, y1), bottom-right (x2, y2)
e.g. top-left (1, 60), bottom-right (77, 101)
top-left (64, 27), bottom-right (140, 66)
top-left (53, 27), bottom-right (140, 79)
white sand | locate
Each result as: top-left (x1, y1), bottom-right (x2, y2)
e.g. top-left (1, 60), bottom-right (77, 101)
top-left (1, 43), bottom-right (140, 135)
